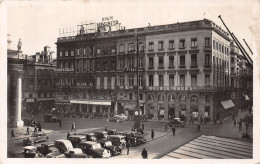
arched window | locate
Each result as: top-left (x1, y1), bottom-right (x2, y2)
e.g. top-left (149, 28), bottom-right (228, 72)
top-left (190, 95), bottom-right (198, 103)
top-left (158, 94), bottom-right (164, 101)
top-left (179, 95), bottom-right (186, 102)
top-left (168, 95), bottom-right (175, 102)
top-left (148, 94), bottom-right (154, 101)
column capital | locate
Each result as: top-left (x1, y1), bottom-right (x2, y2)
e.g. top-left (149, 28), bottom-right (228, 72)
top-left (16, 70), bottom-right (24, 78)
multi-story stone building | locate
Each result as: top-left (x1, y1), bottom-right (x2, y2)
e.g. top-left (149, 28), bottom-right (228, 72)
top-left (56, 19), bottom-right (233, 121)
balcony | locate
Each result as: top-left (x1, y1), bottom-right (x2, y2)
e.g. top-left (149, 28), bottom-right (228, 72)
top-left (190, 65), bottom-right (198, 69)
top-left (168, 65), bottom-right (175, 69)
top-left (179, 65), bottom-right (186, 69)
top-left (148, 66), bottom-right (154, 70)
top-left (158, 66), bottom-right (164, 69)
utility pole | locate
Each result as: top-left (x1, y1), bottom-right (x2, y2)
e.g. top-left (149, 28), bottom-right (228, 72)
top-left (136, 34), bottom-right (140, 115)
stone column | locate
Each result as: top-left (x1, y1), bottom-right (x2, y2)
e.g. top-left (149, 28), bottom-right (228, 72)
top-left (16, 71), bottom-right (24, 127)
top-left (114, 101), bottom-right (118, 114)
top-left (108, 105), bottom-right (111, 114)
top-left (92, 105), bottom-right (96, 113)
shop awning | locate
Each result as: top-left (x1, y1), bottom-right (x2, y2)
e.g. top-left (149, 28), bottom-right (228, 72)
top-left (221, 100), bottom-right (235, 109)
top-left (70, 99), bottom-right (111, 105)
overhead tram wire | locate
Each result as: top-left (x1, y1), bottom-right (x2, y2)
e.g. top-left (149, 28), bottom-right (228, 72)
top-left (243, 39), bottom-right (253, 55)
top-left (218, 15), bottom-right (253, 69)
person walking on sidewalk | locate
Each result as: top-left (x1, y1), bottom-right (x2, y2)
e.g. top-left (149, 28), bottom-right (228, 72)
top-left (151, 129), bottom-right (154, 140)
top-left (71, 122), bottom-right (76, 132)
top-left (172, 126), bottom-right (176, 136)
top-left (58, 119), bottom-right (62, 127)
top-left (141, 148), bottom-right (148, 159)
top-left (26, 126), bottom-right (30, 135)
top-left (11, 129), bottom-right (15, 139)
top-left (67, 131), bottom-right (70, 139)
top-left (233, 119), bottom-right (236, 127)
top-left (197, 124), bottom-right (200, 132)
top-left (126, 141), bottom-right (130, 155)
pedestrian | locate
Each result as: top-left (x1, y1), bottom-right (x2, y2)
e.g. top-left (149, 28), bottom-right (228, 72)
top-left (197, 124), bottom-right (200, 132)
top-left (233, 119), bottom-right (236, 127)
top-left (71, 122), bottom-right (76, 132)
top-left (26, 126), bottom-right (30, 135)
top-left (11, 129), bottom-right (15, 139)
top-left (126, 141), bottom-right (130, 155)
top-left (105, 127), bottom-right (107, 131)
top-left (142, 123), bottom-right (144, 130)
top-left (151, 129), bottom-right (154, 140)
top-left (67, 131), bottom-right (70, 139)
top-left (131, 126), bottom-right (134, 131)
top-left (172, 126), bottom-right (176, 136)
top-left (141, 148), bottom-right (148, 159)
top-left (59, 119), bottom-right (62, 127)
top-left (38, 123), bottom-right (42, 131)
top-left (34, 125), bottom-right (38, 133)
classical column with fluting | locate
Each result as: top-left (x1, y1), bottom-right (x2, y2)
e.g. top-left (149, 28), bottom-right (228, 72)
top-left (15, 70), bottom-right (24, 127)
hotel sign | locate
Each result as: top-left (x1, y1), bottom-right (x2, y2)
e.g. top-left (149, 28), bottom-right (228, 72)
top-left (97, 16), bottom-right (125, 32)
top-left (147, 86), bottom-right (193, 91)
top-left (57, 68), bottom-right (74, 72)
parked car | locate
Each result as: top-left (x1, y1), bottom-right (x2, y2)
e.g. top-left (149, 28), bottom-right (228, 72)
top-left (75, 132), bottom-right (97, 141)
top-left (78, 141), bottom-right (111, 158)
top-left (118, 114), bottom-right (128, 120)
top-left (166, 118), bottom-right (185, 127)
top-left (93, 131), bottom-right (108, 140)
top-left (23, 133), bottom-right (49, 146)
top-left (108, 115), bottom-right (124, 122)
top-left (54, 139), bottom-right (73, 153)
top-left (117, 131), bottom-right (146, 147)
top-left (67, 135), bottom-right (87, 148)
top-left (36, 143), bottom-right (59, 156)
top-left (43, 114), bottom-right (59, 122)
top-left (45, 152), bottom-right (66, 158)
top-left (107, 135), bottom-right (126, 148)
top-left (107, 129), bottom-right (117, 135)
top-left (64, 148), bottom-right (90, 158)
top-left (97, 140), bottom-right (122, 156)
top-left (23, 146), bottom-right (37, 158)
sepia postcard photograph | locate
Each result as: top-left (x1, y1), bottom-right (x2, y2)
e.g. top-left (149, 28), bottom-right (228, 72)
top-left (0, 0), bottom-right (259, 164)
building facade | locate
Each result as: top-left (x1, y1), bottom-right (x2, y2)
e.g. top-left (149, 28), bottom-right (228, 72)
top-left (56, 19), bottom-right (232, 120)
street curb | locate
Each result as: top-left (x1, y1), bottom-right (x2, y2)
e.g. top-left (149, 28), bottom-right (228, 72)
top-left (8, 131), bottom-right (54, 141)
top-left (153, 135), bottom-right (201, 159)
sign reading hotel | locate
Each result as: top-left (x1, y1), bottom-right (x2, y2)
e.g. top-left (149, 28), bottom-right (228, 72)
top-left (56, 68), bottom-right (74, 72)
top-left (97, 16), bottom-right (124, 32)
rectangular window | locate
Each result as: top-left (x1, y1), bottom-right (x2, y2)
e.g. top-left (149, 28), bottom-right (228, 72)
top-left (129, 93), bottom-right (133, 100)
top-left (149, 75), bottom-right (154, 86)
top-left (119, 75), bottom-right (124, 86)
top-left (65, 50), bottom-right (68, 56)
top-left (128, 57), bottom-right (134, 68)
top-left (231, 67), bottom-right (235, 74)
top-left (83, 48), bottom-right (86, 56)
top-left (111, 47), bottom-right (116, 53)
top-left (129, 75), bottom-right (134, 86)
top-left (169, 75), bottom-right (174, 87)
top-left (103, 60), bottom-right (108, 70)
top-left (139, 75), bottom-right (143, 87)
top-left (111, 77), bottom-right (115, 89)
top-left (205, 38), bottom-right (210, 46)
top-left (191, 38), bottom-right (197, 47)
top-left (169, 56), bottom-right (174, 67)
top-left (149, 42), bottom-right (154, 50)
top-left (111, 59), bottom-right (116, 70)
top-left (59, 51), bottom-right (62, 57)
top-left (180, 74), bottom-right (185, 86)
top-left (96, 60), bottom-right (101, 71)
top-left (71, 50), bottom-right (74, 56)
top-left (205, 74), bottom-right (210, 86)
top-left (169, 40), bottom-right (174, 49)
top-left (191, 74), bottom-right (197, 86)
top-left (104, 77), bottom-right (107, 89)
top-left (139, 93), bottom-right (143, 100)
top-left (77, 48), bottom-right (80, 56)
top-left (231, 57), bottom-right (234, 63)
top-left (179, 39), bottom-right (185, 48)
top-left (149, 57), bottom-right (154, 67)
top-left (118, 58), bottom-right (124, 69)
top-left (139, 57), bottom-right (143, 68)
top-left (119, 44), bottom-right (125, 53)
top-left (90, 47), bottom-right (94, 56)
top-left (159, 75), bottom-right (164, 86)
top-left (103, 46), bottom-right (108, 55)
top-left (128, 43), bottom-right (136, 52)
top-left (180, 56), bottom-right (185, 66)
top-left (158, 56), bottom-right (164, 67)
top-left (205, 54), bottom-right (210, 65)
top-left (97, 48), bottom-right (101, 54)
top-left (97, 77), bottom-right (100, 89)
top-left (28, 70), bottom-right (34, 77)
top-left (158, 41), bottom-right (164, 50)
top-left (205, 95), bottom-right (210, 102)
top-left (191, 54), bottom-right (197, 66)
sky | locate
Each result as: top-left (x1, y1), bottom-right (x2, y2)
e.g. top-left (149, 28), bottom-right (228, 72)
top-left (5, 0), bottom-right (260, 58)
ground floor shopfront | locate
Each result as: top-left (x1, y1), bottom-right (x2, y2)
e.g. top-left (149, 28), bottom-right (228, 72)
top-left (24, 98), bottom-right (55, 114)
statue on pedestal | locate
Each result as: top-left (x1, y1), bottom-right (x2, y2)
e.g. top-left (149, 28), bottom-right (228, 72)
top-left (17, 38), bottom-right (22, 51)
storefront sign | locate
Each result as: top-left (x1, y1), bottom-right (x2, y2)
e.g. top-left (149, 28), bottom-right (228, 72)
top-left (147, 86), bottom-right (193, 91)
top-left (57, 68), bottom-right (74, 72)
top-left (26, 99), bottom-right (34, 102)
top-left (77, 83), bottom-right (86, 87)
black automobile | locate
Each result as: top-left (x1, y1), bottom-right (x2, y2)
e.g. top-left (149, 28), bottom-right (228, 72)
top-left (117, 131), bottom-right (146, 147)
top-left (43, 114), bottom-right (59, 122)
top-left (23, 133), bottom-right (49, 146)
top-left (67, 135), bottom-right (87, 147)
top-left (96, 140), bottom-right (122, 156)
top-left (75, 132), bottom-right (97, 141)
top-left (93, 131), bottom-right (108, 140)
top-left (107, 129), bottom-right (118, 135)
top-left (36, 143), bottom-right (59, 156)
top-left (78, 141), bottom-right (111, 158)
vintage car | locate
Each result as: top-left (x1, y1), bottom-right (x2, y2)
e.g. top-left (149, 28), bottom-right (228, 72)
top-left (117, 131), bottom-right (146, 147)
top-left (64, 148), bottom-right (91, 158)
top-left (37, 143), bottom-right (59, 156)
top-left (107, 135), bottom-right (126, 148)
top-left (54, 139), bottom-right (73, 153)
top-left (108, 116), bottom-right (123, 122)
top-left (93, 131), bottom-right (108, 140)
top-left (43, 114), bottom-right (59, 122)
top-left (166, 118), bottom-right (185, 127)
top-left (67, 135), bottom-right (87, 147)
top-left (75, 132), bottom-right (97, 141)
top-left (23, 146), bottom-right (37, 158)
top-left (78, 141), bottom-right (111, 158)
top-left (23, 133), bottom-right (49, 146)
top-left (96, 140), bottom-right (122, 156)
top-left (107, 129), bottom-right (118, 135)
top-left (45, 152), bottom-right (66, 158)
